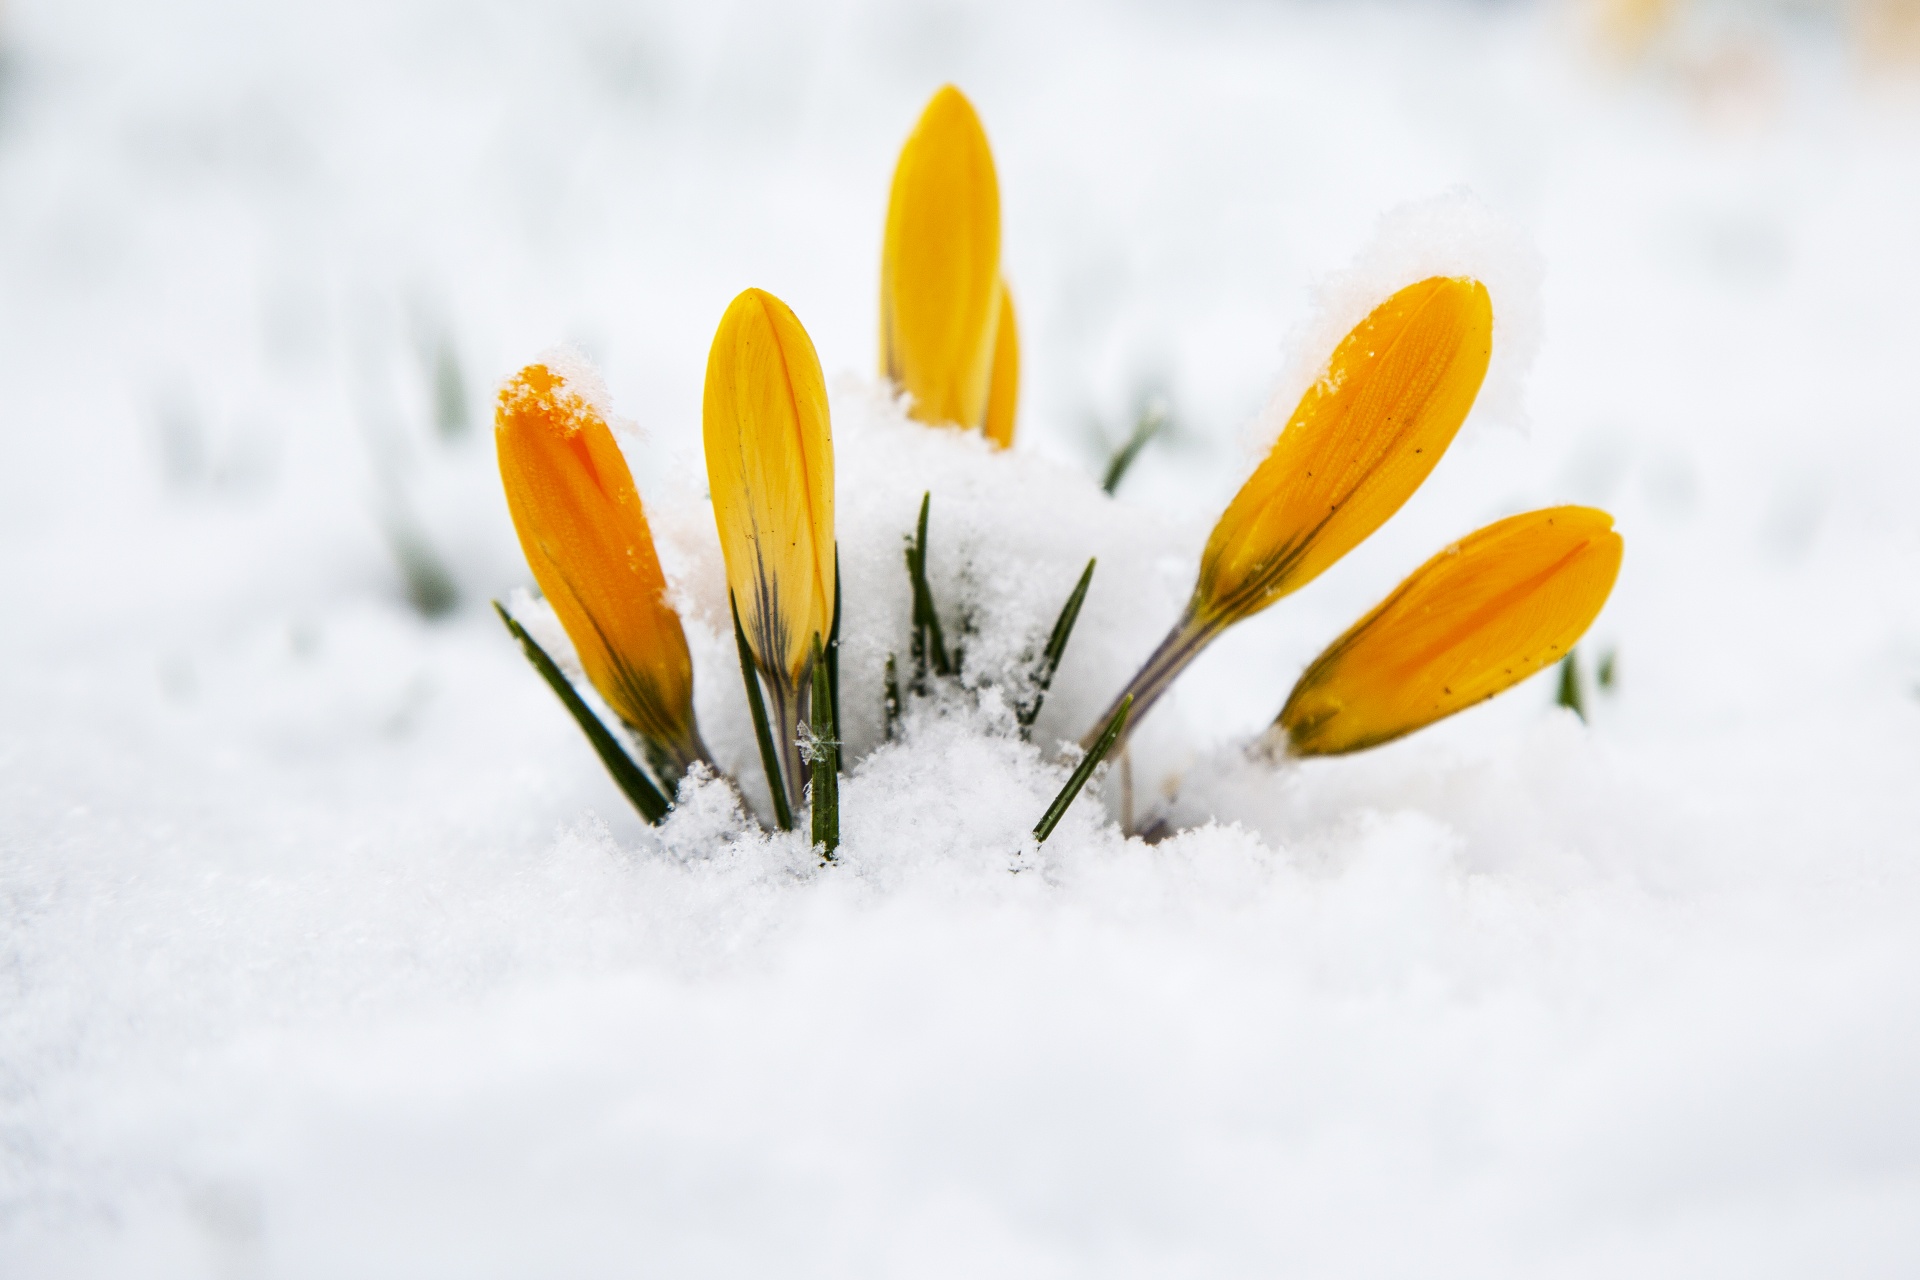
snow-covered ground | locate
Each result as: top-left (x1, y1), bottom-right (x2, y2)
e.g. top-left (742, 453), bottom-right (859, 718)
top-left (5, 0), bottom-right (1920, 1274)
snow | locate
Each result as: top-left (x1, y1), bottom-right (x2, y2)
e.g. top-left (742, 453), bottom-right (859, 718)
top-left (512, 346), bottom-right (622, 435)
top-left (1268, 189), bottom-right (1546, 446)
top-left (5, 0), bottom-right (1920, 1275)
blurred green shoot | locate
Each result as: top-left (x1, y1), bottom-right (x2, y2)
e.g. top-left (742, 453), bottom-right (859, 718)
top-left (1034, 694), bottom-right (1131, 843)
top-left (385, 514), bottom-right (461, 619)
top-left (430, 335), bottom-right (469, 441)
top-left (1102, 397), bottom-right (1169, 495)
top-left (494, 601), bottom-right (669, 824)
top-left (409, 303), bottom-right (470, 441)
top-left (1556, 651), bottom-right (1587, 722)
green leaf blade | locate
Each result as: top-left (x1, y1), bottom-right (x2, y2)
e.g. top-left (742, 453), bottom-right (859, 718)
top-left (827, 544), bottom-right (843, 745)
top-left (1034, 694), bottom-right (1132, 843)
top-left (494, 601), bottom-right (670, 825)
top-left (809, 633), bottom-right (839, 859)
top-left (907, 492), bottom-right (952, 678)
top-left (1020, 558), bottom-right (1096, 733)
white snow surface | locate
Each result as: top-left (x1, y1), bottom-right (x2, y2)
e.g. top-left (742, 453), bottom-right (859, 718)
top-left (5, 0), bottom-right (1920, 1275)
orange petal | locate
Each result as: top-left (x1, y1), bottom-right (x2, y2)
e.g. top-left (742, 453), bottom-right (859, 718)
top-left (1196, 276), bottom-right (1494, 627)
top-left (1278, 506), bottom-right (1623, 756)
top-left (495, 362), bottom-right (700, 762)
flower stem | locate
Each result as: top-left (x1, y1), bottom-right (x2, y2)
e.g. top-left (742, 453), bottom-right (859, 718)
top-left (768, 675), bottom-right (807, 817)
top-left (731, 593), bottom-right (792, 832)
top-left (1082, 605), bottom-right (1221, 753)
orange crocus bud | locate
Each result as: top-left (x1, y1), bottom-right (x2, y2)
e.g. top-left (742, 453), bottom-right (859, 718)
top-left (703, 288), bottom-right (836, 808)
top-left (1087, 276), bottom-right (1494, 749)
top-left (496, 361), bottom-right (706, 778)
top-left (881, 85), bottom-right (1017, 443)
top-left (1276, 506), bottom-right (1623, 757)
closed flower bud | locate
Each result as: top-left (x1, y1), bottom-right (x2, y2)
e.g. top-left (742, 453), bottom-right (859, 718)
top-left (496, 361), bottom-right (706, 776)
top-left (881, 84), bottom-right (1017, 443)
top-left (1088, 276), bottom-right (1495, 749)
top-left (1197, 275), bottom-right (1494, 627)
top-left (1276, 506), bottom-right (1623, 757)
top-left (703, 288), bottom-right (837, 804)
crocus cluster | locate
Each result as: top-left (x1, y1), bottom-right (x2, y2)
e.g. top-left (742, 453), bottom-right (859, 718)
top-left (492, 85), bottom-right (1624, 852)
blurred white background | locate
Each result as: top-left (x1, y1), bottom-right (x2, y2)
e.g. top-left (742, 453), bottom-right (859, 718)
top-left (4, 1), bottom-right (1920, 1275)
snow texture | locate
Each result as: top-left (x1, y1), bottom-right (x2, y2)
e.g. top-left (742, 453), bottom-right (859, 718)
top-left (1255, 188), bottom-right (1546, 454)
top-left (4, 0), bottom-right (1920, 1276)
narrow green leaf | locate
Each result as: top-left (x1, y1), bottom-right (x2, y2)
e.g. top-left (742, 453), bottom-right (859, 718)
top-left (908, 492), bottom-right (952, 677)
top-left (732, 592), bottom-right (794, 831)
top-left (1596, 647), bottom-right (1618, 692)
top-left (1019, 558), bottom-right (1096, 733)
top-left (1034, 694), bottom-right (1132, 843)
top-left (906, 542), bottom-right (927, 682)
top-left (809, 633), bottom-right (839, 859)
top-left (1101, 401), bottom-right (1168, 495)
top-left (494, 601), bottom-right (670, 824)
top-left (828, 544), bottom-right (843, 745)
top-left (1044, 559), bottom-right (1096, 671)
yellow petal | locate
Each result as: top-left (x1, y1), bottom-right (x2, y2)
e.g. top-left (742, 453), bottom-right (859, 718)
top-left (1278, 506), bottom-right (1624, 757)
top-left (1195, 276), bottom-right (1494, 627)
top-left (1590, 0), bottom-right (1675, 58)
top-left (702, 287), bottom-right (836, 692)
top-left (495, 362), bottom-right (700, 762)
top-left (881, 84), bottom-right (1002, 432)
top-left (983, 281), bottom-right (1019, 449)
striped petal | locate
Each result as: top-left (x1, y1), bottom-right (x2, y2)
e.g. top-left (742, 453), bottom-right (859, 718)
top-left (1278, 506), bottom-right (1624, 756)
top-left (702, 288), bottom-right (837, 693)
top-left (495, 362), bottom-right (702, 769)
top-left (1196, 276), bottom-right (1494, 627)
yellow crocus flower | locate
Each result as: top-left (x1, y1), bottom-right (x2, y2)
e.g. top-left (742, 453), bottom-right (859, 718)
top-left (703, 287), bottom-right (837, 804)
top-left (1276, 506), bottom-right (1623, 757)
top-left (1089, 275), bottom-right (1494, 747)
top-left (881, 84), bottom-right (1016, 443)
top-left (496, 362), bottom-right (707, 777)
